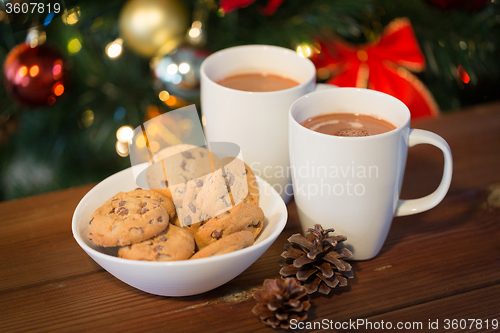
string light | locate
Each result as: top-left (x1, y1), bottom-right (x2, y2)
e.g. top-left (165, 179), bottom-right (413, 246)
top-left (116, 141), bottom-right (129, 157)
top-left (81, 109), bottom-right (94, 128)
top-left (457, 65), bottom-right (470, 84)
top-left (188, 20), bottom-right (203, 45)
top-left (178, 62), bottom-right (190, 74)
top-left (106, 38), bottom-right (123, 59)
top-left (52, 82), bottom-right (65, 96)
top-left (167, 63), bottom-right (178, 75)
top-left (63, 7), bottom-right (81, 25)
top-left (68, 38), bottom-right (82, 54)
top-left (26, 28), bottom-right (46, 48)
top-left (189, 27), bottom-right (201, 38)
top-left (116, 125), bottom-right (134, 143)
top-left (159, 90), bottom-right (170, 102)
top-left (296, 43), bottom-right (312, 58)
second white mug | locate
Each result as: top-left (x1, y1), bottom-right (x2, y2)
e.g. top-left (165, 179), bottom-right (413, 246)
top-left (289, 88), bottom-right (453, 260)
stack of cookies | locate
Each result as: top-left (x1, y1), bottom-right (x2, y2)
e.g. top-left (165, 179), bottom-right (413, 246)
top-left (87, 146), bottom-right (265, 261)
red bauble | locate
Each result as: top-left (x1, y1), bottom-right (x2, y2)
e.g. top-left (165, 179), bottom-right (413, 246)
top-left (3, 43), bottom-right (67, 107)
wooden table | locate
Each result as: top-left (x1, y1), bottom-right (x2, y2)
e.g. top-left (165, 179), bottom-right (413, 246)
top-left (1, 102), bottom-right (500, 333)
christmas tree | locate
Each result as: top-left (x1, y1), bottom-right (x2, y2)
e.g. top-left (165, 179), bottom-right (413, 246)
top-left (0, 0), bottom-right (499, 200)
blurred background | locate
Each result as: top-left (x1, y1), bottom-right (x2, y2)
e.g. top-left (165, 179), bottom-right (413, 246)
top-left (0, 0), bottom-right (499, 201)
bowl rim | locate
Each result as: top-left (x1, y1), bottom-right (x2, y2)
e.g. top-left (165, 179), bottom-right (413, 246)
top-left (72, 168), bottom-right (288, 267)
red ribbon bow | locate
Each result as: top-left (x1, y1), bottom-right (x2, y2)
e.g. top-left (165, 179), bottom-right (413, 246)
top-left (312, 18), bottom-right (439, 119)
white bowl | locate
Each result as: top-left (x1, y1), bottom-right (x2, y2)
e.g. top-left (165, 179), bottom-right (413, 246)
top-left (72, 165), bottom-right (287, 297)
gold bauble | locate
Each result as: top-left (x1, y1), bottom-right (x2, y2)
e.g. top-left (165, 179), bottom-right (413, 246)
top-left (119, 0), bottom-right (189, 58)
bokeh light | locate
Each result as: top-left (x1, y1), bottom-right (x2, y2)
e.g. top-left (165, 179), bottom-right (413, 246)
top-left (116, 141), bottom-right (129, 157)
top-left (18, 66), bottom-right (28, 78)
top-left (63, 7), bottom-right (81, 25)
top-left (178, 62), bottom-right (190, 74)
top-left (116, 125), bottom-right (134, 142)
top-left (457, 65), bottom-right (470, 84)
top-left (159, 90), bottom-right (170, 101)
top-left (167, 63), bottom-right (178, 75)
top-left (68, 38), bottom-right (82, 54)
top-left (53, 83), bottom-right (65, 96)
top-left (106, 39), bottom-right (123, 59)
top-left (29, 65), bottom-right (39, 77)
top-left (81, 109), bottom-right (94, 127)
top-left (296, 43), bottom-right (312, 58)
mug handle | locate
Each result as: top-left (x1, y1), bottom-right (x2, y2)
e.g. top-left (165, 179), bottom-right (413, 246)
top-left (395, 129), bottom-right (453, 216)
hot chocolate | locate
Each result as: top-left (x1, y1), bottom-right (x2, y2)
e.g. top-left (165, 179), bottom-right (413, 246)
top-left (216, 72), bottom-right (299, 92)
top-left (301, 112), bottom-right (396, 137)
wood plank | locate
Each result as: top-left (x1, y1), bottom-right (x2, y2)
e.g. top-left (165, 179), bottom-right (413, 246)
top-left (0, 184), bottom-right (101, 292)
top-left (333, 284), bottom-right (500, 333)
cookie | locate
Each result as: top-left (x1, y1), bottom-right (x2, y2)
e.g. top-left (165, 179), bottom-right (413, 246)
top-left (214, 157), bottom-right (259, 206)
top-left (88, 189), bottom-right (172, 247)
top-left (193, 201), bottom-right (265, 249)
top-left (170, 212), bottom-right (181, 227)
top-left (244, 163), bottom-right (259, 206)
top-left (146, 144), bottom-right (219, 212)
top-left (190, 231), bottom-right (254, 260)
top-left (180, 158), bottom-right (259, 228)
top-left (118, 225), bottom-right (195, 261)
top-left (180, 169), bottom-right (232, 227)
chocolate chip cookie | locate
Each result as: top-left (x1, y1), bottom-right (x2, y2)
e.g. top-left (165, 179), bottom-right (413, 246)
top-left (181, 169), bottom-right (232, 227)
top-left (193, 201), bottom-right (265, 249)
top-left (146, 144), bottom-right (219, 212)
top-left (214, 157), bottom-right (259, 206)
top-left (190, 230), bottom-right (254, 260)
top-left (88, 189), bottom-right (173, 247)
top-left (118, 224), bottom-right (195, 261)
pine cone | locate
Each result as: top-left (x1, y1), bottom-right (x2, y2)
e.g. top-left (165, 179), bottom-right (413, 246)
top-left (252, 278), bottom-right (310, 329)
top-left (279, 224), bottom-right (354, 295)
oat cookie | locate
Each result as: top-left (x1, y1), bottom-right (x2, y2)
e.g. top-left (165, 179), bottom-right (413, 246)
top-left (193, 201), bottom-right (265, 249)
top-left (118, 225), bottom-right (195, 261)
top-left (190, 231), bottom-right (254, 259)
top-left (87, 189), bottom-right (172, 247)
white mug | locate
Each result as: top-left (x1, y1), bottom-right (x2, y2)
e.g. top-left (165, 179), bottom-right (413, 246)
top-left (200, 45), bottom-right (317, 203)
top-left (289, 88), bottom-right (453, 260)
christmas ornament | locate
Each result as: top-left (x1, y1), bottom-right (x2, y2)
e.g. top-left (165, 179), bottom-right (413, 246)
top-left (219, 0), bottom-right (285, 15)
top-left (3, 43), bottom-right (67, 107)
top-left (424, 0), bottom-right (489, 11)
top-left (119, 0), bottom-right (189, 58)
top-left (279, 224), bottom-right (354, 295)
top-left (252, 278), bottom-right (310, 329)
top-left (311, 18), bottom-right (439, 119)
top-left (152, 46), bottom-right (209, 101)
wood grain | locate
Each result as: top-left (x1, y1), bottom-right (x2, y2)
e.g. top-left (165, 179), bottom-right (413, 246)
top-left (1, 102), bottom-right (499, 333)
